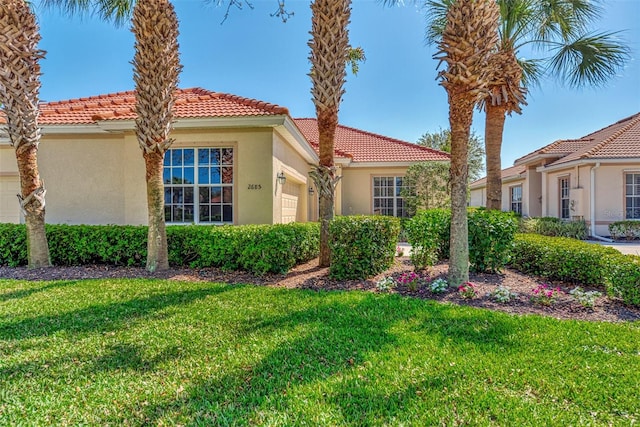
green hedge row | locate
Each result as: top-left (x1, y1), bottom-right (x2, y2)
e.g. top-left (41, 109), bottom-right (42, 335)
top-left (511, 234), bottom-right (640, 306)
top-left (0, 222), bottom-right (320, 275)
top-left (329, 215), bottom-right (400, 280)
top-left (520, 217), bottom-right (589, 240)
top-left (405, 208), bottom-right (518, 273)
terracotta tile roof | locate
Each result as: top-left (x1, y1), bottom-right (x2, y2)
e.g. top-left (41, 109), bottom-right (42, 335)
top-left (0, 87), bottom-right (289, 125)
top-left (293, 118), bottom-right (450, 163)
top-left (547, 112), bottom-right (640, 166)
top-left (471, 164), bottom-right (526, 188)
top-left (514, 112), bottom-right (640, 166)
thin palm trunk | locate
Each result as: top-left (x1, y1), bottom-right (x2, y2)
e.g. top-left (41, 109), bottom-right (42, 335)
top-left (0, 0), bottom-right (50, 268)
top-left (484, 103), bottom-right (507, 210)
top-left (308, 0), bottom-right (351, 267)
top-left (448, 95), bottom-right (472, 285)
top-left (131, 0), bottom-right (182, 272)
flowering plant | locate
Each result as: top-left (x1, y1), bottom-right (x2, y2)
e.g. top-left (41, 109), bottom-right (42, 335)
top-left (458, 282), bottom-right (478, 299)
top-left (569, 287), bottom-right (602, 309)
top-left (397, 271), bottom-right (420, 292)
top-left (530, 284), bottom-right (561, 306)
top-left (491, 285), bottom-right (517, 303)
top-left (396, 246), bottom-right (405, 257)
top-left (429, 278), bottom-right (448, 293)
top-left (375, 276), bottom-right (396, 292)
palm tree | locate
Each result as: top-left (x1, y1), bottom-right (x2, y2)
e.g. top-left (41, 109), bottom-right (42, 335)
top-left (308, 0), bottom-right (352, 267)
top-left (43, 0), bottom-right (181, 271)
top-left (423, 0), bottom-right (630, 210)
top-left (0, 0), bottom-right (51, 268)
top-left (132, 0), bottom-right (182, 271)
top-left (434, 0), bottom-right (499, 286)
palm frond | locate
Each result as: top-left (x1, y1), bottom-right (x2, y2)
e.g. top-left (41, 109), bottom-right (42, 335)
top-left (39, 0), bottom-right (134, 26)
top-left (546, 31), bottom-right (631, 88)
top-left (518, 57), bottom-right (544, 89)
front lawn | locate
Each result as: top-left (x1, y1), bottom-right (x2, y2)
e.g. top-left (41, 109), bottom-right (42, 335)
top-left (1, 279), bottom-right (638, 425)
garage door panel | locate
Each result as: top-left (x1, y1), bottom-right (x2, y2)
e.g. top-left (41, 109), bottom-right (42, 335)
top-left (0, 177), bottom-right (21, 223)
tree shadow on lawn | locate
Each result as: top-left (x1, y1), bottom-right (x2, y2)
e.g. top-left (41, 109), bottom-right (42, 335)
top-left (140, 292), bottom-right (522, 425)
top-left (0, 283), bottom-right (233, 341)
top-left (0, 280), bottom-right (79, 303)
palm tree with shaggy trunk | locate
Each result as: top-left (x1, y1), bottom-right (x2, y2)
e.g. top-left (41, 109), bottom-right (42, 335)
top-left (434, 0), bottom-right (499, 286)
top-left (0, 0), bottom-right (51, 268)
top-left (131, 0), bottom-right (182, 272)
top-left (308, 0), bottom-right (352, 267)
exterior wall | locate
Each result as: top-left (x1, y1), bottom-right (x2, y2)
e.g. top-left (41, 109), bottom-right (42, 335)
top-left (0, 145), bottom-right (20, 223)
top-left (592, 164), bottom-right (639, 236)
top-left (469, 187), bottom-right (485, 207)
top-left (8, 128), bottom-right (303, 227)
top-left (38, 135), bottom-right (128, 225)
top-left (341, 166), bottom-right (408, 215)
top-left (272, 130), bottom-right (311, 223)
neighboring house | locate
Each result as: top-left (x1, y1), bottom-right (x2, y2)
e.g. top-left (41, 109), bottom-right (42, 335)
top-left (0, 88), bottom-right (449, 226)
top-left (470, 112), bottom-right (640, 237)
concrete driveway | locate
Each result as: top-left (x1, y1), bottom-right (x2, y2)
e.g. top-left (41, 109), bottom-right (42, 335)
top-left (592, 241), bottom-right (640, 256)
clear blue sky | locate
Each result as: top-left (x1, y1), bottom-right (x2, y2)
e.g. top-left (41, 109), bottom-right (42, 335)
top-left (32, 0), bottom-right (640, 169)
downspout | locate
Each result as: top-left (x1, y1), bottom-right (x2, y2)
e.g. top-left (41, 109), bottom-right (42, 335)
top-left (590, 162), bottom-right (613, 242)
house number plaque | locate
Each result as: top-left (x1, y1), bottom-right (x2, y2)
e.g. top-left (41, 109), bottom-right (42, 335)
top-left (247, 184), bottom-right (262, 190)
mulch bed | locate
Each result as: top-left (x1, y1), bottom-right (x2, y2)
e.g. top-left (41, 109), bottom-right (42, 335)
top-left (1, 257), bottom-right (639, 323)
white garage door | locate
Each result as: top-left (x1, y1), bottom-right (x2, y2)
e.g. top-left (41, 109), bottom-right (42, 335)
top-left (0, 176), bottom-right (21, 223)
top-left (281, 181), bottom-right (300, 224)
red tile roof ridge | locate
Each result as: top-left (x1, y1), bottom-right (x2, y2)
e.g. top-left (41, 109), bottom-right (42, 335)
top-left (294, 117), bottom-right (449, 158)
top-left (214, 92), bottom-right (289, 115)
top-left (42, 89), bottom-right (136, 107)
top-left (582, 113), bottom-right (640, 158)
top-left (579, 112), bottom-right (640, 141)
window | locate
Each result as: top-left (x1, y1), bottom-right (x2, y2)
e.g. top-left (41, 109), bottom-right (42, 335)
top-left (626, 173), bottom-right (640, 219)
top-left (559, 176), bottom-right (570, 219)
top-left (373, 176), bottom-right (408, 217)
top-left (163, 147), bottom-right (234, 224)
top-left (510, 185), bottom-right (522, 215)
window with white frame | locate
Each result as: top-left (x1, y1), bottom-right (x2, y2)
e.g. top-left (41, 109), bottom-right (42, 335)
top-left (626, 172), bottom-right (640, 219)
top-left (559, 176), bottom-right (570, 220)
top-left (373, 176), bottom-right (408, 218)
top-left (510, 185), bottom-right (522, 215)
top-left (163, 147), bottom-right (234, 224)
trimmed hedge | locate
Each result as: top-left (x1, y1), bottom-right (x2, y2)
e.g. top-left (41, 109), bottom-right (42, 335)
top-left (329, 215), bottom-right (400, 280)
top-left (405, 208), bottom-right (518, 273)
top-left (520, 217), bottom-right (589, 240)
top-left (609, 221), bottom-right (640, 240)
top-left (511, 233), bottom-right (640, 306)
top-left (0, 222), bottom-right (319, 275)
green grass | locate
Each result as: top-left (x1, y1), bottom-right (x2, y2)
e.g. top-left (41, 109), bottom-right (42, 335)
top-left (1, 279), bottom-right (639, 426)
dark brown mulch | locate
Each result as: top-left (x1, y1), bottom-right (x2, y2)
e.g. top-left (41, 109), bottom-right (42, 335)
top-left (1, 257), bottom-right (638, 323)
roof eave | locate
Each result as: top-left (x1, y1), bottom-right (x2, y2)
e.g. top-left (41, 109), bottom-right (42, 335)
top-left (536, 157), bottom-right (640, 173)
top-left (279, 116), bottom-right (319, 164)
top-left (344, 160), bottom-right (449, 168)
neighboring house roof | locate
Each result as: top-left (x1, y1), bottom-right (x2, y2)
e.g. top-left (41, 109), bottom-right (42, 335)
top-left (0, 87), bottom-right (289, 125)
top-left (513, 112), bottom-right (640, 167)
top-left (471, 164), bottom-right (526, 189)
top-left (293, 118), bottom-right (450, 164)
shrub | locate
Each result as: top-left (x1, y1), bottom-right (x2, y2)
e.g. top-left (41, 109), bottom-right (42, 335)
top-left (569, 287), bottom-right (602, 309)
top-left (607, 255), bottom-right (640, 306)
top-left (491, 285), bottom-right (517, 303)
top-left (329, 215), bottom-right (400, 280)
top-left (520, 217), bottom-right (588, 240)
top-left (468, 209), bottom-right (519, 273)
top-left (405, 209), bottom-right (450, 269)
top-left (0, 222), bottom-right (319, 275)
top-left (511, 234), bottom-right (621, 288)
top-left (609, 221), bottom-right (640, 240)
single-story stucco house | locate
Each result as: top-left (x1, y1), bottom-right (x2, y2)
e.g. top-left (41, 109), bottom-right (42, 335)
top-left (470, 112), bottom-right (640, 237)
top-left (0, 88), bottom-right (449, 226)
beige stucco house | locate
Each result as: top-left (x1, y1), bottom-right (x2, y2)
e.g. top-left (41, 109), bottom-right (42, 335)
top-left (470, 112), bottom-right (640, 237)
top-left (0, 88), bottom-right (449, 226)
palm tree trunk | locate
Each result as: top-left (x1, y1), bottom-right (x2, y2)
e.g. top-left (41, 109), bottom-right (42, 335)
top-left (317, 108), bottom-right (338, 267)
top-left (485, 103), bottom-right (506, 210)
top-left (0, 0), bottom-right (50, 268)
top-left (144, 152), bottom-right (168, 272)
top-left (448, 94), bottom-right (472, 286)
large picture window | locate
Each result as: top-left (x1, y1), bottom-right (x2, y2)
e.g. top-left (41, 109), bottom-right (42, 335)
top-left (626, 173), bottom-right (640, 219)
top-left (163, 147), bottom-right (234, 224)
top-left (510, 185), bottom-right (522, 215)
top-left (373, 176), bottom-right (408, 218)
top-left (559, 176), bottom-right (570, 220)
